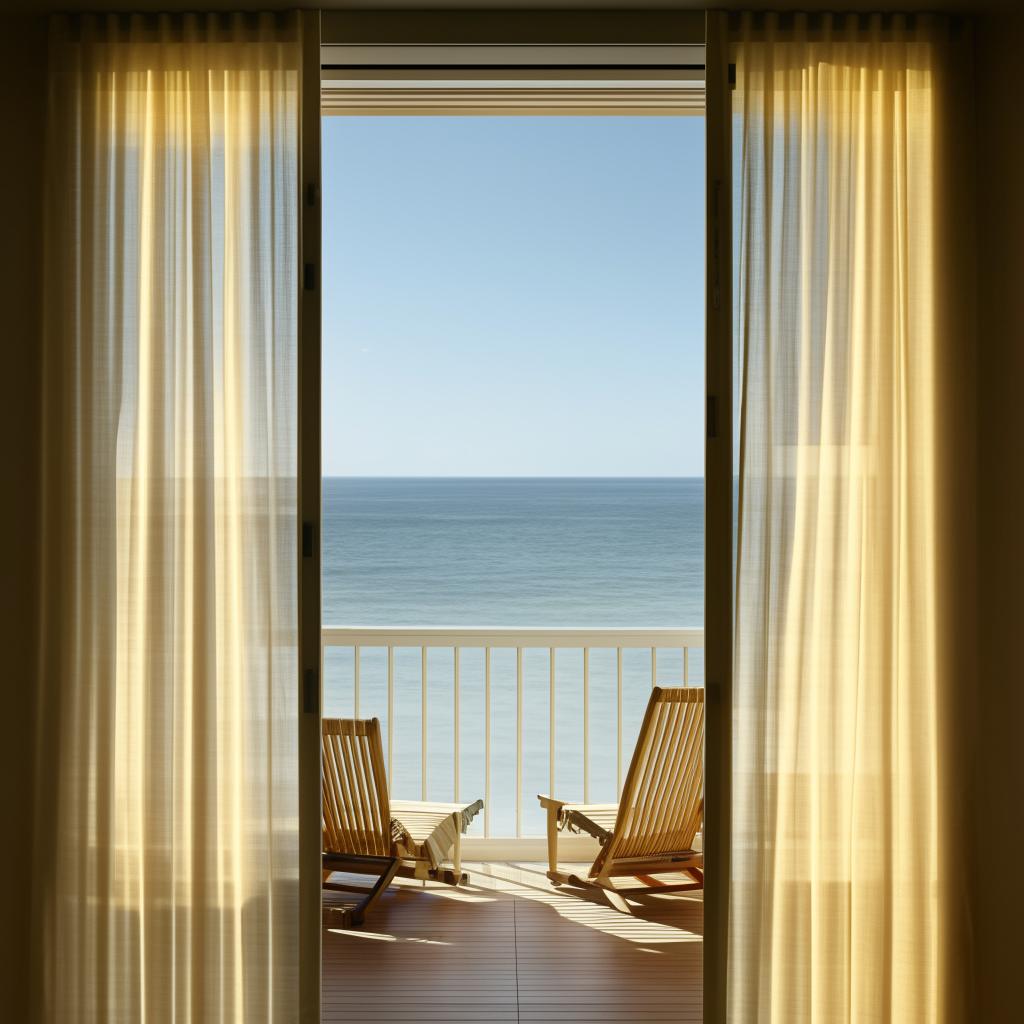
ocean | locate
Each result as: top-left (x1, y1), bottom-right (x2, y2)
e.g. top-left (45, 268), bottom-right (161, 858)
top-left (321, 477), bottom-right (704, 836)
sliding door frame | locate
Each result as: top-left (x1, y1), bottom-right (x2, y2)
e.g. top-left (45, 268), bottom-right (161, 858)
top-left (305, 16), bottom-right (730, 1021)
top-left (298, 9), bottom-right (323, 1024)
top-left (703, 11), bottom-right (732, 1024)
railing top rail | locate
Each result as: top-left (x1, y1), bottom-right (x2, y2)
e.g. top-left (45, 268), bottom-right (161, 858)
top-left (322, 625), bottom-right (704, 648)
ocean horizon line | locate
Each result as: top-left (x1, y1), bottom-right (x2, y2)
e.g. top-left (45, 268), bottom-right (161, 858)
top-left (322, 474), bottom-right (705, 481)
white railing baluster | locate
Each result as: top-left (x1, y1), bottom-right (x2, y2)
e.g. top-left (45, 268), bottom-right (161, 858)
top-left (387, 645), bottom-right (394, 784)
top-left (421, 645), bottom-right (428, 801)
top-left (320, 627), bottom-right (704, 837)
top-left (516, 646), bottom-right (523, 838)
top-left (549, 647), bottom-right (556, 800)
top-left (484, 646), bottom-right (491, 838)
top-left (583, 647), bottom-right (590, 803)
top-left (454, 646), bottom-right (460, 802)
top-left (616, 646), bottom-right (623, 797)
top-left (354, 643), bottom-right (360, 717)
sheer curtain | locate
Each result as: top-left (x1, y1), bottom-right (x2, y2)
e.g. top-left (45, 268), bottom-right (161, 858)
top-left (36, 14), bottom-right (301, 1022)
top-left (730, 13), bottom-right (975, 1023)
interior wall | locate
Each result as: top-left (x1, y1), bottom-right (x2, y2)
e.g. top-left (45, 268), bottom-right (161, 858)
top-left (973, 9), bottom-right (1024, 1022)
top-left (0, 13), bottom-right (46, 1020)
top-left (0, 5), bottom-right (1020, 1021)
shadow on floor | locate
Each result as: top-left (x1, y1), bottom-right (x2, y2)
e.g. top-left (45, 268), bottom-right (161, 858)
top-left (321, 861), bottom-right (702, 1023)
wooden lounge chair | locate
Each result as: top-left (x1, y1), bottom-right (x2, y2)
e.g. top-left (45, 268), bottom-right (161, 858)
top-left (322, 717), bottom-right (484, 927)
top-left (538, 686), bottom-right (704, 913)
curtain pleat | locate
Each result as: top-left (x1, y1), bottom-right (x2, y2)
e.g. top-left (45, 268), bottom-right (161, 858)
top-left (36, 13), bottom-right (301, 1022)
top-left (730, 13), bottom-right (975, 1024)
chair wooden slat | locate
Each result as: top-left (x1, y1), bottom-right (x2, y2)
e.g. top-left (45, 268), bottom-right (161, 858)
top-left (322, 718), bottom-right (392, 857)
top-left (538, 687), bottom-right (705, 913)
top-left (623, 697), bottom-right (682, 857)
top-left (322, 718), bottom-right (484, 926)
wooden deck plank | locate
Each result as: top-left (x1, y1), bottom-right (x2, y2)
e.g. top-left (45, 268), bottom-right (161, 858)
top-left (322, 861), bottom-right (702, 1022)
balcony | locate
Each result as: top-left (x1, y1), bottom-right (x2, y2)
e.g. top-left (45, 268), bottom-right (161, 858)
top-left (321, 626), bottom-right (705, 1022)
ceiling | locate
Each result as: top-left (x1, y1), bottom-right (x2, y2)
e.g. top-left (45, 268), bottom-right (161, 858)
top-left (0, 1), bottom-right (1006, 14)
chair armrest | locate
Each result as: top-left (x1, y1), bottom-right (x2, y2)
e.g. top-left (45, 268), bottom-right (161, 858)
top-left (537, 794), bottom-right (566, 811)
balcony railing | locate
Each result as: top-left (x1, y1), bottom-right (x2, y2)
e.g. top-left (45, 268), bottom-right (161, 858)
top-left (322, 626), bottom-right (704, 844)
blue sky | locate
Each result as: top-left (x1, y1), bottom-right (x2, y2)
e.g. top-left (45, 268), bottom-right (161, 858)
top-left (322, 115), bottom-right (705, 476)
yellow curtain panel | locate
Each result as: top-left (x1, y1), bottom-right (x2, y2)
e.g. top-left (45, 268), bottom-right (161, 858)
top-left (36, 14), bottom-right (302, 1022)
top-left (729, 12), bottom-right (976, 1024)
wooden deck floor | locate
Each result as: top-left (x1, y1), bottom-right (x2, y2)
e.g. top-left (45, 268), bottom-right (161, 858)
top-left (322, 862), bottom-right (702, 1023)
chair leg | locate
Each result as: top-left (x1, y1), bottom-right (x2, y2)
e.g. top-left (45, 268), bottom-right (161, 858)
top-left (322, 854), bottom-right (401, 928)
top-left (348, 858), bottom-right (401, 925)
top-left (599, 885), bottom-right (633, 915)
top-left (451, 812), bottom-right (463, 883)
top-left (595, 871), bottom-right (633, 915)
top-left (545, 803), bottom-right (563, 883)
top-left (558, 870), bottom-right (636, 913)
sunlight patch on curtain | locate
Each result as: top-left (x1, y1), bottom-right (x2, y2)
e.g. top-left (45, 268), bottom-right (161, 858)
top-left (38, 13), bottom-right (301, 1022)
top-left (729, 13), bottom-right (974, 1023)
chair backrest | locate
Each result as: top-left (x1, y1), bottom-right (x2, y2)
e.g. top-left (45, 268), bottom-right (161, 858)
top-left (604, 687), bottom-right (704, 864)
top-left (321, 718), bottom-right (393, 857)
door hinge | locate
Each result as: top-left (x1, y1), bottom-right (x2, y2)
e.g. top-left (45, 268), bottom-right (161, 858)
top-left (303, 262), bottom-right (317, 291)
top-left (302, 520), bottom-right (315, 559)
top-left (707, 394), bottom-right (718, 440)
top-left (304, 668), bottom-right (319, 715)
